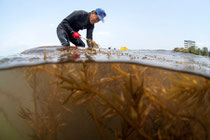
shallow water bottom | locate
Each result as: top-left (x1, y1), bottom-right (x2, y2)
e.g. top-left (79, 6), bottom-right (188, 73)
top-left (0, 62), bottom-right (209, 140)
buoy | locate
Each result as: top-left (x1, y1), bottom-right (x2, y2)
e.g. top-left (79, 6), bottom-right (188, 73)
top-left (120, 47), bottom-right (128, 50)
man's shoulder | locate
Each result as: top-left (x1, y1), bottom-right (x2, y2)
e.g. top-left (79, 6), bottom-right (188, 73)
top-left (72, 10), bottom-right (89, 15)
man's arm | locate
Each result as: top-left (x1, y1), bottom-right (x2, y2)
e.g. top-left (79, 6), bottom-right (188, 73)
top-left (86, 25), bottom-right (94, 47)
top-left (86, 24), bottom-right (94, 40)
top-left (62, 20), bottom-right (75, 34)
top-left (62, 11), bottom-right (80, 34)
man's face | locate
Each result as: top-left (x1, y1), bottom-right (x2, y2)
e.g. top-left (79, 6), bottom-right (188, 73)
top-left (89, 12), bottom-right (100, 24)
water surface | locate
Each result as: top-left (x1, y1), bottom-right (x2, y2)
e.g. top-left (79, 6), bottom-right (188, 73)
top-left (0, 46), bottom-right (209, 140)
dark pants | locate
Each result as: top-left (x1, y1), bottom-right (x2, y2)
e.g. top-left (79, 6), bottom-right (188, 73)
top-left (57, 28), bottom-right (85, 47)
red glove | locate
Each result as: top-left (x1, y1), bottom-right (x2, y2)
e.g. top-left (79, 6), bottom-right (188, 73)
top-left (72, 32), bottom-right (80, 39)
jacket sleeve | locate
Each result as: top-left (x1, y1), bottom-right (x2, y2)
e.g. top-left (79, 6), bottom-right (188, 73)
top-left (62, 11), bottom-right (79, 34)
top-left (86, 25), bottom-right (94, 48)
top-left (86, 24), bottom-right (94, 40)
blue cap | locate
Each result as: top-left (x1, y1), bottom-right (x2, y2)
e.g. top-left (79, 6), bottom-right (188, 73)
top-left (95, 8), bottom-right (106, 22)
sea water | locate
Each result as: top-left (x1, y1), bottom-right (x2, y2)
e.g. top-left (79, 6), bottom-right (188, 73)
top-left (0, 46), bottom-right (209, 140)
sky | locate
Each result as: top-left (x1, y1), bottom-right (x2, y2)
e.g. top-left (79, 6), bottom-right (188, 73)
top-left (0, 0), bottom-right (210, 56)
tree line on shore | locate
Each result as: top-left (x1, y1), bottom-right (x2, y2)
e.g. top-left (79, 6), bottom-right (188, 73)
top-left (173, 46), bottom-right (209, 57)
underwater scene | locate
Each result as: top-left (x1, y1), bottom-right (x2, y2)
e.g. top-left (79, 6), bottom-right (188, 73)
top-left (0, 46), bottom-right (209, 140)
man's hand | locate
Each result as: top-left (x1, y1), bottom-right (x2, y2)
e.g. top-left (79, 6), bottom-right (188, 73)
top-left (72, 32), bottom-right (80, 39)
top-left (87, 40), bottom-right (93, 48)
top-left (87, 40), bottom-right (99, 48)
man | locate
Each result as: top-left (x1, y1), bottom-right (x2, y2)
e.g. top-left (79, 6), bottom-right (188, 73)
top-left (57, 8), bottom-right (106, 48)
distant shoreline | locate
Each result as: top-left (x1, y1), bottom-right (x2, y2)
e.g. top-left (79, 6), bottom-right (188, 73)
top-left (173, 46), bottom-right (210, 57)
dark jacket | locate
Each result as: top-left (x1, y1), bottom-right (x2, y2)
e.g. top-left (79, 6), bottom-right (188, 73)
top-left (57, 10), bottom-right (94, 40)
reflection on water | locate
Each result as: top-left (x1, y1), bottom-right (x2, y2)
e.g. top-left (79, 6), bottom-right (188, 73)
top-left (0, 62), bottom-right (209, 140)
